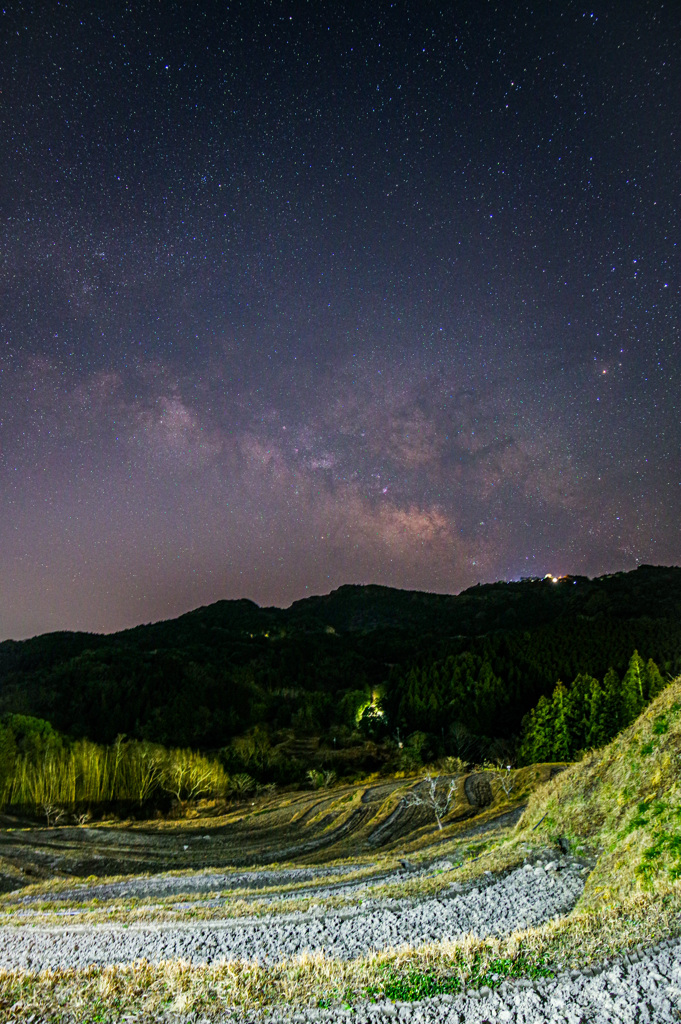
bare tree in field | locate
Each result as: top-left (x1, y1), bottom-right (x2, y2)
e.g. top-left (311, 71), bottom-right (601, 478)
top-left (493, 763), bottom-right (515, 797)
top-left (403, 773), bottom-right (457, 830)
top-left (483, 758), bottom-right (516, 798)
top-left (42, 803), bottom-right (65, 827)
top-left (163, 755), bottom-right (217, 804)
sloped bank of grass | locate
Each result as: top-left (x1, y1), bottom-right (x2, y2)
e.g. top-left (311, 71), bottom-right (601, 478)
top-left (518, 674), bottom-right (681, 906)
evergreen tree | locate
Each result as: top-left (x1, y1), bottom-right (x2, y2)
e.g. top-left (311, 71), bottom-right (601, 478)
top-left (518, 695), bottom-right (554, 764)
top-left (645, 658), bottom-right (666, 701)
top-left (601, 666), bottom-right (623, 737)
top-left (474, 660), bottom-right (505, 734)
top-left (517, 649), bottom-right (669, 766)
top-left (621, 650), bottom-right (646, 726)
top-left (550, 682), bottom-right (571, 761)
top-left (586, 677), bottom-right (609, 748)
top-left (565, 673), bottom-right (597, 754)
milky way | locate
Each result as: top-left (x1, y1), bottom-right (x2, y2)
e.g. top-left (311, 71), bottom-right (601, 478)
top-left (1, 2), bottom-right (679, 639)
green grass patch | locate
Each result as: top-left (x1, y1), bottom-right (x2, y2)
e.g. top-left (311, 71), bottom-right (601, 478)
top-left (638, 832), bottom-right (681, 883)
top-left (363, 950), bottom-right (554, 1003)
top-left (365, 967), bottom-right (462, 1001)
top-left (625, 800), bottom-right (667, 835)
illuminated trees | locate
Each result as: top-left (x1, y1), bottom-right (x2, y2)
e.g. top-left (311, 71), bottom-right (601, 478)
top-left (518, 654), bottom-right (667, 764)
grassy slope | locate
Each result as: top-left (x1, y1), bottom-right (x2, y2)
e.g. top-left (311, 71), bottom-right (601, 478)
top-left (518, 674), bottom-right (681, 904)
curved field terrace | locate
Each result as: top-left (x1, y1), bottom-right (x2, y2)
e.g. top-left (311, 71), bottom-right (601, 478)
top-left (0, 766), bottom-right (679, 1022)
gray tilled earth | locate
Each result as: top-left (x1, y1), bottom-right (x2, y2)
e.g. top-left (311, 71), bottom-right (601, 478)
top-left (250, 940), bottom-right (681, 1024)
top-left (12, 863), bottom-right (369, 904)
top-left (1, 857), bottom-right (679, 1021)
top-left (0, 862), bottom-right (584, 969)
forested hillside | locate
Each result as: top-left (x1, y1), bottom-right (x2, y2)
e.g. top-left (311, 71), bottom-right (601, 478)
top-left (517, 650), bottom-right (667, 764)
top-left (0, 565), bottom-right (680, 778)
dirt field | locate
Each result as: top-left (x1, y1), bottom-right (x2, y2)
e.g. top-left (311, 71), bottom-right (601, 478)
top-left (0, 767), bottom-right (549, 889)
top-left (0, 764), bottom-right (680, 1022)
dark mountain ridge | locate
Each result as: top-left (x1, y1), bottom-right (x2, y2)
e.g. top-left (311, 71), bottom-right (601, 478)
top-left (3, 565), bottom-right (680, 670)
top-left (1, 565), bottom-right (680, 761)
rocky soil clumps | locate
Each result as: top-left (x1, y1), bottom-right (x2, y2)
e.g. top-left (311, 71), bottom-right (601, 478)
top-left (0, 860), bottom-right (584, 970)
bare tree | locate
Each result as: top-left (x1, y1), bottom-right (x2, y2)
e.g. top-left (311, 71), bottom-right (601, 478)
top-left (110, 733), bottom-right (126, 799)
top-left (42, 803), bottom-right (65, 827)
top-left (491, 763), bottom-right (515, 797)
top-left (135, 746), bottom-right (165, 805)
top-left (403, 773), bottom-right (457, 830)
top-left (448, 722), bottom-right (478, 762)
top-left (163, 756), bottom-right (216, 804)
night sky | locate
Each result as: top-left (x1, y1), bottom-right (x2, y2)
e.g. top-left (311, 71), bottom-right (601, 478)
top-left (1, 2), bottom-right (679, 641)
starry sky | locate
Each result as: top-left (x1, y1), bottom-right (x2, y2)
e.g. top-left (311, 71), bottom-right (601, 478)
top-left (1, 1), bottom-right (679, 640)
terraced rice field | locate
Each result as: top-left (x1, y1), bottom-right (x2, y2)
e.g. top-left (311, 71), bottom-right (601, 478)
top-left (0, 768), bottom-right (545, 885)
top-left (0, 765), bottom-right (678, 1021)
